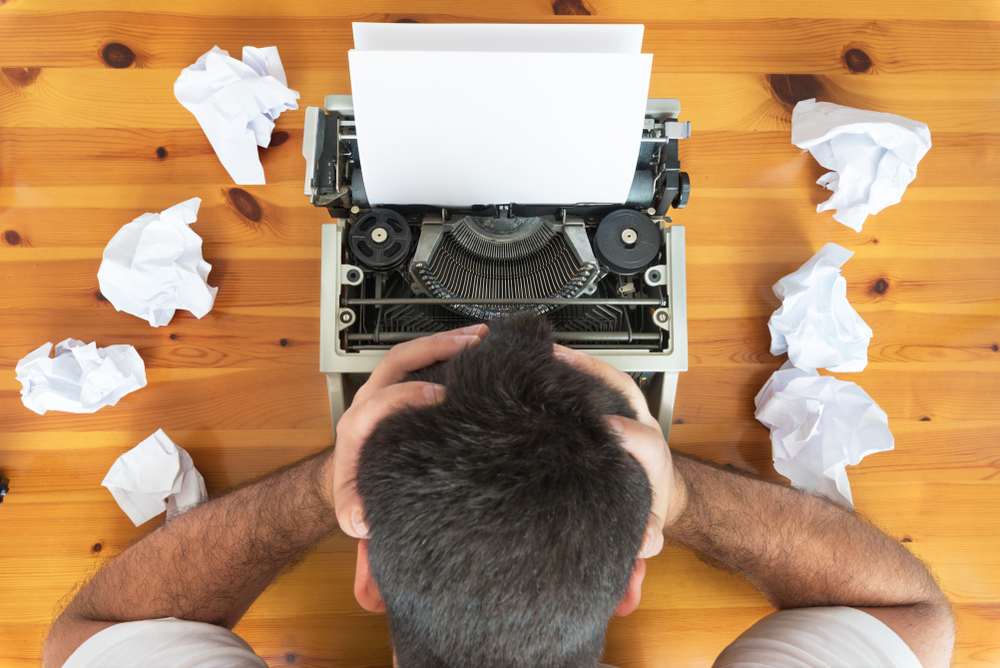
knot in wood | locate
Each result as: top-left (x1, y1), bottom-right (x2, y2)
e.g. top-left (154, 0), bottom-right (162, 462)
top-left (553, 0), bottom-right (591, 15)
top-left (767, 74), bottom-right (826, 108)
top-left (102, 43), bottom-right (136, 69)
top-left (844, 48), bottom-right (873, 73)
top-left (228, 188), bottom-right (263, 223)
top-left (2, 67), bottom-right (41, 87)
top-left (269, 130), bottom-right (289, 147)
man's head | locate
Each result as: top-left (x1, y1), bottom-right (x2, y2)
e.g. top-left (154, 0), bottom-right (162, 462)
top-left (355, 312), bottom-right (652, 668)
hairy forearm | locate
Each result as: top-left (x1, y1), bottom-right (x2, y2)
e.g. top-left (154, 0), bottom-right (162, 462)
top-left (665, 454), bottom-right (947, 612)
top-left (59, 448), bottom-right (339, 629)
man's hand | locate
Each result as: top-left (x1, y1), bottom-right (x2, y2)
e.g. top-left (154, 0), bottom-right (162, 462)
top-left (43, 324), bottom-right (487, 668)
top-left (331, 324), bottom-right (488, 538)
top-left (551, 345), bottom-right (686, 558)
top-left (553, 345), bottom-right (953, 666)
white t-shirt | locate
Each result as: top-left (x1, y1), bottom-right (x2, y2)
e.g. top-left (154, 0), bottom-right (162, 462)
top-left (64, 607), bottom-right (922, 668)
top-left (63, 618), bottom-right (267, 668)
top-left (712, 607), bottom-right (923, 668)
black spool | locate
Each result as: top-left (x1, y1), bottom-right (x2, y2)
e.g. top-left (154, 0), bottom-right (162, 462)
top-left (348, 208), bottom-right (412, 270)
top-left (593, 209), bottom-right (659, 275)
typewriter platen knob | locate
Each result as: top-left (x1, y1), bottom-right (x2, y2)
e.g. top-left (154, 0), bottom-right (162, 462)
top-left (348, 208), bottom-right (412, 271)
top-left (593, 209), bottom-right (659, 276)
top-left (673, 172), bottom-right (691, 209)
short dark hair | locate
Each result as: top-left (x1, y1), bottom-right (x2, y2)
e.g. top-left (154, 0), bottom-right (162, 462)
top-left (356, 312), bottom-right (652, 668)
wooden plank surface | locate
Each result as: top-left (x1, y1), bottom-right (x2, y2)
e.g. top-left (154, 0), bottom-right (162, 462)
top-left (1, 1), bottom-right (998, 666)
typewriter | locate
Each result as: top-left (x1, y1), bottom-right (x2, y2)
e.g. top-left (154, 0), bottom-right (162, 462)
top-left (302, 95), bottom-right (691, 438)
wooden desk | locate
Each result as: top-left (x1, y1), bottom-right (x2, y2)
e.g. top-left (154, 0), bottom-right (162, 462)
top-left (1, 2), bottom-right (997, 666)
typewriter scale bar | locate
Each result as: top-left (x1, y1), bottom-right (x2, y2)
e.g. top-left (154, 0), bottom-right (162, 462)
top-left (338, 134), bottom-right (678, 144)
top-left (346, 332), bottom-right (662, 344)
top-left (343, 298), bottom-right (666, 306)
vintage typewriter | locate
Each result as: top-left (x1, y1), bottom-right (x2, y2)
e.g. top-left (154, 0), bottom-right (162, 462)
top-left (302, 95), bottom-right (691, 437)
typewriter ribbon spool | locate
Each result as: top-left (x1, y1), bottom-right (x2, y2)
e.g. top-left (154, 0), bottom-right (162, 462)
top-left (593, 209), bottom-right (659, 276)
top-left (348, 208), bottom-right (412, 270)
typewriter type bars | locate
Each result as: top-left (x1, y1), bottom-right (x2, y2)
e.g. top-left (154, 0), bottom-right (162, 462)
top-left (303, 95), bottom-right (691, 438)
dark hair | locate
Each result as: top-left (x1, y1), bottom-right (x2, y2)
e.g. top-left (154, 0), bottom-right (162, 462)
top-left (356, 312), bottom-right (653, 668)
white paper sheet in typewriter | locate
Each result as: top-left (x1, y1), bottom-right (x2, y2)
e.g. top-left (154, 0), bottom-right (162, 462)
top-left (352, 23), bottom-right (644, 53)
top-left (348, 24), bottom-right (652, 208)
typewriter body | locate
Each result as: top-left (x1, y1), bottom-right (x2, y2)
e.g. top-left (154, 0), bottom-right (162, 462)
top-left (303, 95), bottom-right (691, 438)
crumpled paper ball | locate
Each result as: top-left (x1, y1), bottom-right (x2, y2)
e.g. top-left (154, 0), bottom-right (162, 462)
top-left (792, 98), bottom-right (931, 232)
top-left (102, 429), bottom-right (208, 526)
top-left (15, 339), bottom-right (147, 415)
top-left (754, 361), bottom-right (894, 509)
top-left (768, 243), bottom-right (873, 373)
top-left (174, 46), bottom-right (300, 185)
top-left (97, 197), bottom-right (218, 327)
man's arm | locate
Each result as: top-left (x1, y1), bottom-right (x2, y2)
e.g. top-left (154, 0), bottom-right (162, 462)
top-left (665, 453), bottom-right (954, 667)
top-left (42, 449), bottom-right (339, 668)
top-left (553, 347), bottom-right (954, 668)
top-left (43, 326), bottom-right (487, 668)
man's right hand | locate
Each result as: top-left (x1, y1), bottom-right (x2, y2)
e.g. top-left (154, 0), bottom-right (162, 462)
top-left (552, 345), bottom-right (687, 558)
top-left (330, 324), bottom-right (488, 538)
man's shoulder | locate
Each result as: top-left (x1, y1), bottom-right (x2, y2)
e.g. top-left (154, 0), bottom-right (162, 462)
top-left (63, 618), bottom-right (267, 668)
top-left (712, 607), bottom-right (922, 668)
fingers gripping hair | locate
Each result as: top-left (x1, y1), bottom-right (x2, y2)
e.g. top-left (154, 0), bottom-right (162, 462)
top-left (357, 313), bottom-right (652, 668)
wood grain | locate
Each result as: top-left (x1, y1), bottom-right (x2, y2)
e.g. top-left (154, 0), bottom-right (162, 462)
top-left (0, 0), bottom-right (997, 21)
top-left (3, 70), bottom-right (999, 133)
top-left (1, 1), bottom-right (998, 666)
top-left (1, 15), bottom-right (998, 74)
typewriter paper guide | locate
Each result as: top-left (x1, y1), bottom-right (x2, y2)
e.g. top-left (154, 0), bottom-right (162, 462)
top-left (353, 23), bottom-right (644, 53)
top-left (348, 50), bottom-right (653, 207)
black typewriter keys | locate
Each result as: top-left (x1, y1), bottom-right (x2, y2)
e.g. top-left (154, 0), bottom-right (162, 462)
top-left (348, 208), bottom-right (412, 270)
top-left (593, 209), bottom-right (659, 275)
